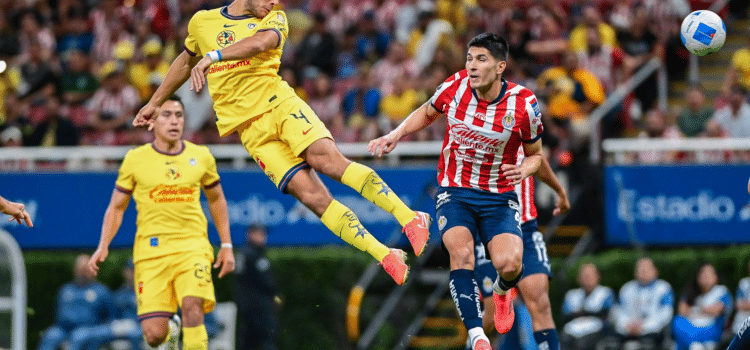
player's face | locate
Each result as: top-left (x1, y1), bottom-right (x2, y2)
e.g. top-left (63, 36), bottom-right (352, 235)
top-left (246, 0), bottom-right (279, 18)
top-left (465, 47), bottom-right (506, 90)
top-left (153, 101), bottom-right (185, 143)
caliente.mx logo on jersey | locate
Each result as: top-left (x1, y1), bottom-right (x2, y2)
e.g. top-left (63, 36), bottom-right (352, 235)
top-left (217, 30), bottom-right (236, 48)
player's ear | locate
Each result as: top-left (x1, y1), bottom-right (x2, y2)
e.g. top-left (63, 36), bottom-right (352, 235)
top-left (496, 60), bottom-right (506, 76)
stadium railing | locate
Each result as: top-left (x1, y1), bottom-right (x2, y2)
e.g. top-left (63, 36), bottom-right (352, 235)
top-left (602, 137), bottom-right (750, 164)
top-left (0, 141), bottom-right (446, 171)
top-left (0, 228), bottom-right (27, 350)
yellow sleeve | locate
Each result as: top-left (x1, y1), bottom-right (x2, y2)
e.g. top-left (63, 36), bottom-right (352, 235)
top-left (115, 151), bottom-right (136, 193)
top-left (184, 11), bottom-right (204, 56)
top-left (568, 26), bottom-right (585, 53)
top-left (258, 11), bottom-right (289, 48)
top-left (575, 70), bottom-right (605, 105)
top-left (201, 148), bottom-right (221, 189)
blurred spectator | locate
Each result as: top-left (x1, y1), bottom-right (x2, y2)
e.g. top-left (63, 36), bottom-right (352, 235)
top-left (280, 67), bottom-right (307, 101)
top-left (505, 10), bottom-right (533, 66)
top-left (373, 0), bottom-right (400, 34)
top-left (577, 26), bottom-right (625, 94)
top-left (25, 96), bottom-right (79, 147)
top-left (128, 39), bottom-right (169, 102)
top-left (434, 0), bottom-right (468, 36)
top-left (609, 0), bottom-right (635, 31)
top-left (406, 2), bottom-right (456, 72)
top-left (14, 39), bottom-right (57, 103)
top-left (234, 225), bottom-right (280, 350)
top-left (1, 94), bottom-right (32, 138)
top-left (710, 85), bottom-right (750, 138)
top-left (394, 0), bottom-right (420, 43)
top-left (733, 261), bottom-right (750, 335)
top-left (634, 108), bottom-right (681, 164)
top-left (525, 12), bottom-right (567, 72)
top-left (0, 9), bottom-right (19, 58)
top-left (335, 26), bottom-right (358, 80)
top-left (55, 0), bottom-right (94, 54)
top-left (560, 263), bottom-right (615, 350)
top-left (355, 10), bottom-right (390, 63)
top-left (0, 125), bottom-right (22, 147)
top-left (90, 0), bottom-right (135, 64)
top-left (306, 73), bottom-right (342, 129)
top-left (568, 5), bottom-right (617, 54)
top-left (370, 42), bottom-right (418, 95)
top-left (723, 29), bottom-right (750, 96)
top-left (294, 12), bottom-right (337, 79)
top-left (672, 263), bottom-right (732, 350)
top-left (320, 0), bottom-right (364, 39)
top-left (17, 9), bottom-right (56, 61)
top-left (379, 74), bottom-right (420, 134)
top-left (86, 61), bottom-right (140, 145)
top-left (614, 257), bottom-right (674, 350)
top-left (696, 121), bottom-right (733, 164)
top-left (342, 65), bottom-right (381, 141)
top-left (617, 6), bottom-right (662, 113)
top-left (537, 51), bottom-right (605, 150)
top-left (59, 49), bottom-right (98, 128)
top-left (37, 254), bottom-right (115, 350)
top-left (64, 259), bottom-right (142, 350)
top-left (676, 85), bottom-right (713, 137)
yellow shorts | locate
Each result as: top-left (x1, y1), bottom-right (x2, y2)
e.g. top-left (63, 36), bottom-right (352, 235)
top-left (237, 95), bottom-right (332, 192)
top-left (134, 252), bottom-right (216, 320)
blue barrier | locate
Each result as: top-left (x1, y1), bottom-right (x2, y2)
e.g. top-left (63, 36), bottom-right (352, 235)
top-left (604, 165), bottom-right (750, 245)
top-left (0, 168), bottom-right (439, 249)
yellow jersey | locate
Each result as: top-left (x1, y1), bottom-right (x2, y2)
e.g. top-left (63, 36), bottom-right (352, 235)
top-left (184, 7), bottom-right (297, 136)
top-left (115, 141), bottom-right (220, 262)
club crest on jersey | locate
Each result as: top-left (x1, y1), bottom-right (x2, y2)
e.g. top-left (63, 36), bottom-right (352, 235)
top-left (438, 215), bottom-right (447, 230)
top-left (216, 30), bottom-right (236, 48)
top-left (248, 23), bottom-right (256, 30)
top-left (277, 13), bottom-right (285, 22)
top-left (189, 158), bottom-right (198, 167)
top-left (166, 166), bottom-right (181, 180)
top-left (266, 171), bottom-right (276, 183)
top-left (502, 112), bottom-right (515, 129)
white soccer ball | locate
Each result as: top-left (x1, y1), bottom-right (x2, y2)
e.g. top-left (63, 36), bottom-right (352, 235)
top-left (680, 10), bottom-right (726, 56)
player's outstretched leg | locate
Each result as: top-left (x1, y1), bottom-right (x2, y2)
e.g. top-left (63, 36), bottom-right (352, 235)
top-left (287, 167), bottom-right (408, 284)
top-left (182, 297), bottom-right (208, 350)
top-left (518, 274), bottom-right (560, 350)
top-left (727, 316), bottom-right (750, 350)
top-left (303, 139), bottom-right (431, 256)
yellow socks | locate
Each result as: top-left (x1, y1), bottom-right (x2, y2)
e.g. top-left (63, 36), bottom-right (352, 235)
top-left (182, 324), bottom-right (208, 350)
top-left (320, 199), bottom-right (390, 262)
top-left (340, 162), bottom-right (415, 226)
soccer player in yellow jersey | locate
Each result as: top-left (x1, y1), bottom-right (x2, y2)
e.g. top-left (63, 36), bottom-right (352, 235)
top-left (89, 97), bottom-right (235, 350)
top-left (132, 0), bottom-right (431, 285)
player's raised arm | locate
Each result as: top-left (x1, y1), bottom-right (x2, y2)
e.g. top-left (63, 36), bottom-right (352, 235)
top-left (89, 189), bottom-right (131, 275)
top-left (368, 102), bottom-right (442, 157)
top-left (204, 183), bottom-right (235, 278)
top-left (134, 51), bottom-right (202, 129)
top-left (536, 152), bottom-right (570, 215)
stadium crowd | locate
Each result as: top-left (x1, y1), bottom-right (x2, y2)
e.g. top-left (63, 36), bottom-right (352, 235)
top-left (0, 0), bottom-right (748, 165)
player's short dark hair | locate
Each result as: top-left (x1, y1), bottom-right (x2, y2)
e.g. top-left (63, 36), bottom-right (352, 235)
top-left (468, 33), bottom-right (509, 62)
top-left (165, 95), bottom-right (184, 109)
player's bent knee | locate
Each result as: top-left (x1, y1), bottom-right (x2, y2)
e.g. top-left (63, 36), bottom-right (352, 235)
top-left (447, 244), bottom-right (474, 270)
top-left (142, 326), bottom-right (168, 347)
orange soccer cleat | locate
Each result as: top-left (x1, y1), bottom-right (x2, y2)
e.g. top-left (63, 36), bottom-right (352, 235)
top-left (493, 287), bottom-right (516, 334)
top-left (471, 337), bottom-right (492, 350)
top-left (380, 249), bottom-right (409, 285)
top-left (402, 211), bottom-right (432, 256)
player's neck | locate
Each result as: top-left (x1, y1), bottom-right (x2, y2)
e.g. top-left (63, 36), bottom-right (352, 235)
top-left (474, 78), bottom-right (503, 102)
top-left (226, 1), bottom-right (255, 17)
top-left (153, 138), bottom-right (183, 155)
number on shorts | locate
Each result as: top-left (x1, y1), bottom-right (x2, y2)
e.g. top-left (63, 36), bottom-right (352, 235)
top-left (291, 109), bottom-right (310, 124)
top-left (532, 231), bottom-right (551, 271)
top-left (194, 263), bottom-right (212, 284)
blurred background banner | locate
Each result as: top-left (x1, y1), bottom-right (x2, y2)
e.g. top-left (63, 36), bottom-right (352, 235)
top-left (604, 164), bottom-right (750, 245)
top-left (0, 167), bottom-right (438, 249)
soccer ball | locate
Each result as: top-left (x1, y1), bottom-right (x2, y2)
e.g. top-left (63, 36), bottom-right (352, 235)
top-left (680, 10), bottom-right (726, 56)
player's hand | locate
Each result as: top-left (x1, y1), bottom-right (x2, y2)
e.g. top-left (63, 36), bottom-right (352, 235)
top-left (553, 192), bottom-right (571, 216)
top-left (190, 56), bottom-right (212, 93)
top-left (368, 133), bottom-right (399, 157)
top-left (214, 246), bottom-right (235, 278)
top-left (0, 200), bottom-right (32, 227)
top-left (134, 103), bottom-right (158, 130)
top-left (501, 164), bottom-right (524, 186)
top-left (88, 247), bottom-right (109, 276)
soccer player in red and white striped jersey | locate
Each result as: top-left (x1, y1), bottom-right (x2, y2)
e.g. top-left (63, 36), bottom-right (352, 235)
top-left (369, 33), bottom-right (544, 350)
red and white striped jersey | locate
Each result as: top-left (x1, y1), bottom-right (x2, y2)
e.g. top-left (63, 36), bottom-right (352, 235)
top-left (515, 147), bottom-right (537, 224)
top-left (429, 70), bottom-right (544, 194)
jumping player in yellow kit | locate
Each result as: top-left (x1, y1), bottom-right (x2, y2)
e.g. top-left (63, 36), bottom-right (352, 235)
top-left (90, 97), bottom-right (235, 350)
top-left (132, 0), bottom-right (431, 285)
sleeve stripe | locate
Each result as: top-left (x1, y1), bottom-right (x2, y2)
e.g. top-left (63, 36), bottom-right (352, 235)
top-left (521, 131), bottom-right (543, 144)
top-left (430, 102), bottom-right (442, 113)
top-left (184, 45), bottom-right (197, 56)
top-left (204, 179), bottom-right (221, 189)
top-left (115, 185), bottom-right (133, 194)
top-left (257, 28), bottom-right (282, 48)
